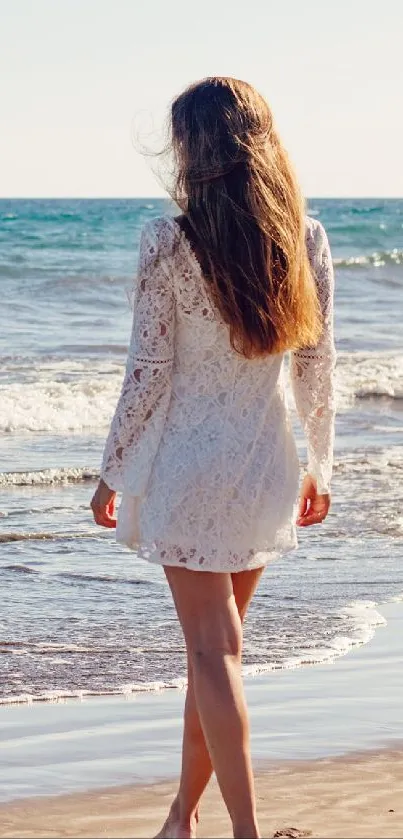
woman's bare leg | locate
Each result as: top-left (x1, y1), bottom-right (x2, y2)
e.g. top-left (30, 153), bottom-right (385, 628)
top-left (155, 657), bottom-right (208, 839)
top-left (158, 567), bottom-right (263, 839)
top-left (159, 568), bottom-right (263, 837)
top-left (158, 569), bottom-right (264, 837)
top-left (169, 569), bottom-right (264, 832)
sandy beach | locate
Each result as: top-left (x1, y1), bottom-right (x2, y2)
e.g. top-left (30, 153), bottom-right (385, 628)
top-left (0, 748), bottom-right (402, 838)
top-left (0, 601), bottom-right (402, 837)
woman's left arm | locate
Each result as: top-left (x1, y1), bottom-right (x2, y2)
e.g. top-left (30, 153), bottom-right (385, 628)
top-left (91, 219), bottom-right (175, 527)
top-left (290, 221), bottom-right (337, 526)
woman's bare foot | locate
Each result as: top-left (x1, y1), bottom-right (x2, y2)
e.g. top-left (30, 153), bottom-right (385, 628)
top-left (154, 797), bottom-right (198, 839)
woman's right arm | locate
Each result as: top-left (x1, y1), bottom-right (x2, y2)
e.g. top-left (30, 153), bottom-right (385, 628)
top-left (99, 219), bottom-right (175, 493)
top-left (290, 220), bottom-right (337, 520)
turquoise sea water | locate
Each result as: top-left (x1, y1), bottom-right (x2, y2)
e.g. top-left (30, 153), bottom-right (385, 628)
top-left (1, 198), bottom-right (402, 703)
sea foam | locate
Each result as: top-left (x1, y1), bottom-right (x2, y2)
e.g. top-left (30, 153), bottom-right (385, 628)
top-left (2, 351), bottom-right (402, 435)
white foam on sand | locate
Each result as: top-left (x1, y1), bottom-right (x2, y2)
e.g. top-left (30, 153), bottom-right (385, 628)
top-left (0, 599), bottom-right (388, 705)
top-left (0, 678), bottom-right (188, 707)
top-left (243, 600), bottom-right (386, 677)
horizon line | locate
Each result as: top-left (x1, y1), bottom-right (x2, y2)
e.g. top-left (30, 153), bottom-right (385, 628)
top-left (1, 195), bottom-right (403, 201)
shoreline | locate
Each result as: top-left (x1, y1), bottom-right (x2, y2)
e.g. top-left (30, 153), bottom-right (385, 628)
top-left (0, 595), bottom-right (385, 710)
top-left (0, 602), bottom-right (402, 836)
top-left (0, 601), bottom-right (402, 802)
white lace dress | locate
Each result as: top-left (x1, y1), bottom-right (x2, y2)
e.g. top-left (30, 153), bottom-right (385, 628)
top-left (100, 215), bottom-right (336, 572)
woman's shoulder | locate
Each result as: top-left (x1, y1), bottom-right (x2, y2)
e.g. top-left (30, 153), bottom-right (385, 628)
top-left (305, 215), bottom-right (329, 246)
top-left (139, 214), bottom-right (180, 259)
top-left (305, 216), bottom-right (331, 269)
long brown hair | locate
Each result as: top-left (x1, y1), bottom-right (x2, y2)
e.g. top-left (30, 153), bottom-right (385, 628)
top-left (169, 77), bottom-right (322, 357)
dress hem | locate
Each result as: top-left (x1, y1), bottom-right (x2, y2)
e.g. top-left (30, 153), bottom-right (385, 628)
top-left (117, 535), bottom-right (299, 573)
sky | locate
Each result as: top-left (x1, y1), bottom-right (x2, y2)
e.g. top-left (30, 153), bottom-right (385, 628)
top-left (1, 0), bottom-right (402, 198)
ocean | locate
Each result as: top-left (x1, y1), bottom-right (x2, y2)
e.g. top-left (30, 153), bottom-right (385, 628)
top-left (1, 198), bottom-right (402, 705)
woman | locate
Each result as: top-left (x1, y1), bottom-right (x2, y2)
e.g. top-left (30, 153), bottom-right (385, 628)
top-left (91, 77), bottom-right (336, 839)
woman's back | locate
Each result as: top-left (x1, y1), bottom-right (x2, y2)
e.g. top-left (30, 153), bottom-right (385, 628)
top-left (100, 211), bottom-right (335, 571)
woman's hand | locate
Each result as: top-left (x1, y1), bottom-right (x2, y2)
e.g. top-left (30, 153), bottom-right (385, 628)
top-left (296, 474), bottom-right (330, 527)
top-left (90, 479), bottom-right (117, 528)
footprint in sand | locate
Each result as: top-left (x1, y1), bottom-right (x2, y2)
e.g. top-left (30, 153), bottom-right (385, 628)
top-left (273, 829), bottom-right (312, 838)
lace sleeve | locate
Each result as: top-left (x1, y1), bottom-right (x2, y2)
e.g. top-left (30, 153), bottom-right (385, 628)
top-left (100, 219), bottom-right (175, 492)
top-left (290, 220), bottom-right (337, 494)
